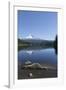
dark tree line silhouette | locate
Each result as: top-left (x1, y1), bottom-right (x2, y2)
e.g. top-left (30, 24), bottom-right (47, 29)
top-left (54, 35), bottom-right (58, 54)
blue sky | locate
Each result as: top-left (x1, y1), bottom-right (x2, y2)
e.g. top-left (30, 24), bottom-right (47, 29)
top-left (18, 10), bottom-right (57, 40)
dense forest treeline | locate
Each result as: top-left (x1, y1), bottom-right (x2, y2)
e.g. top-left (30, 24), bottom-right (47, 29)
top-left (18, 35), bottom-right (57, 52)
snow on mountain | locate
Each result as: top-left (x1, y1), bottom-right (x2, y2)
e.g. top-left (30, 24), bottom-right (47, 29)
top-left (24, 34), bottom-right (41, 40)
top-left (26, 34), bottom-right (34, 39)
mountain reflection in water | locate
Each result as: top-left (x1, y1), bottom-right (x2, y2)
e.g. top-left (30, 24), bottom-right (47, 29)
top-left (18, 45), bottom-right (57, 79)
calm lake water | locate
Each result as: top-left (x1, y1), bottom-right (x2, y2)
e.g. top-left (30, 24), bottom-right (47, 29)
top-left (18, 48), bottom-right (57, 68)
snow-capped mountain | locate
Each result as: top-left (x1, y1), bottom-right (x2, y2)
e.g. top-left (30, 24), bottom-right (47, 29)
top-left (18, 34), bottom-right (54, 46)
top-left (23, 34), bottom-right (41, 40)
top-left (18, 34), bottom-right (54, 49)
top-left (26, 34), bottom-right (34, 39)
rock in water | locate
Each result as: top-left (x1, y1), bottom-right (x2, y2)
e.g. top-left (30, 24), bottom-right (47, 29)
top-left (29, 73), bottom-right (33, 77)
top-left (25, 61), bottom-right (32, 65)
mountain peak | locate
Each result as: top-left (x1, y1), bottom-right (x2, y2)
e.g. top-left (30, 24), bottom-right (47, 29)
top-left (26, 34), bottom-right (34, 39)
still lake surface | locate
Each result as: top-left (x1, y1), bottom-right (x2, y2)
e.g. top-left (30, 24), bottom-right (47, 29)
top-left (18, 48), bottom-right (57, 68)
